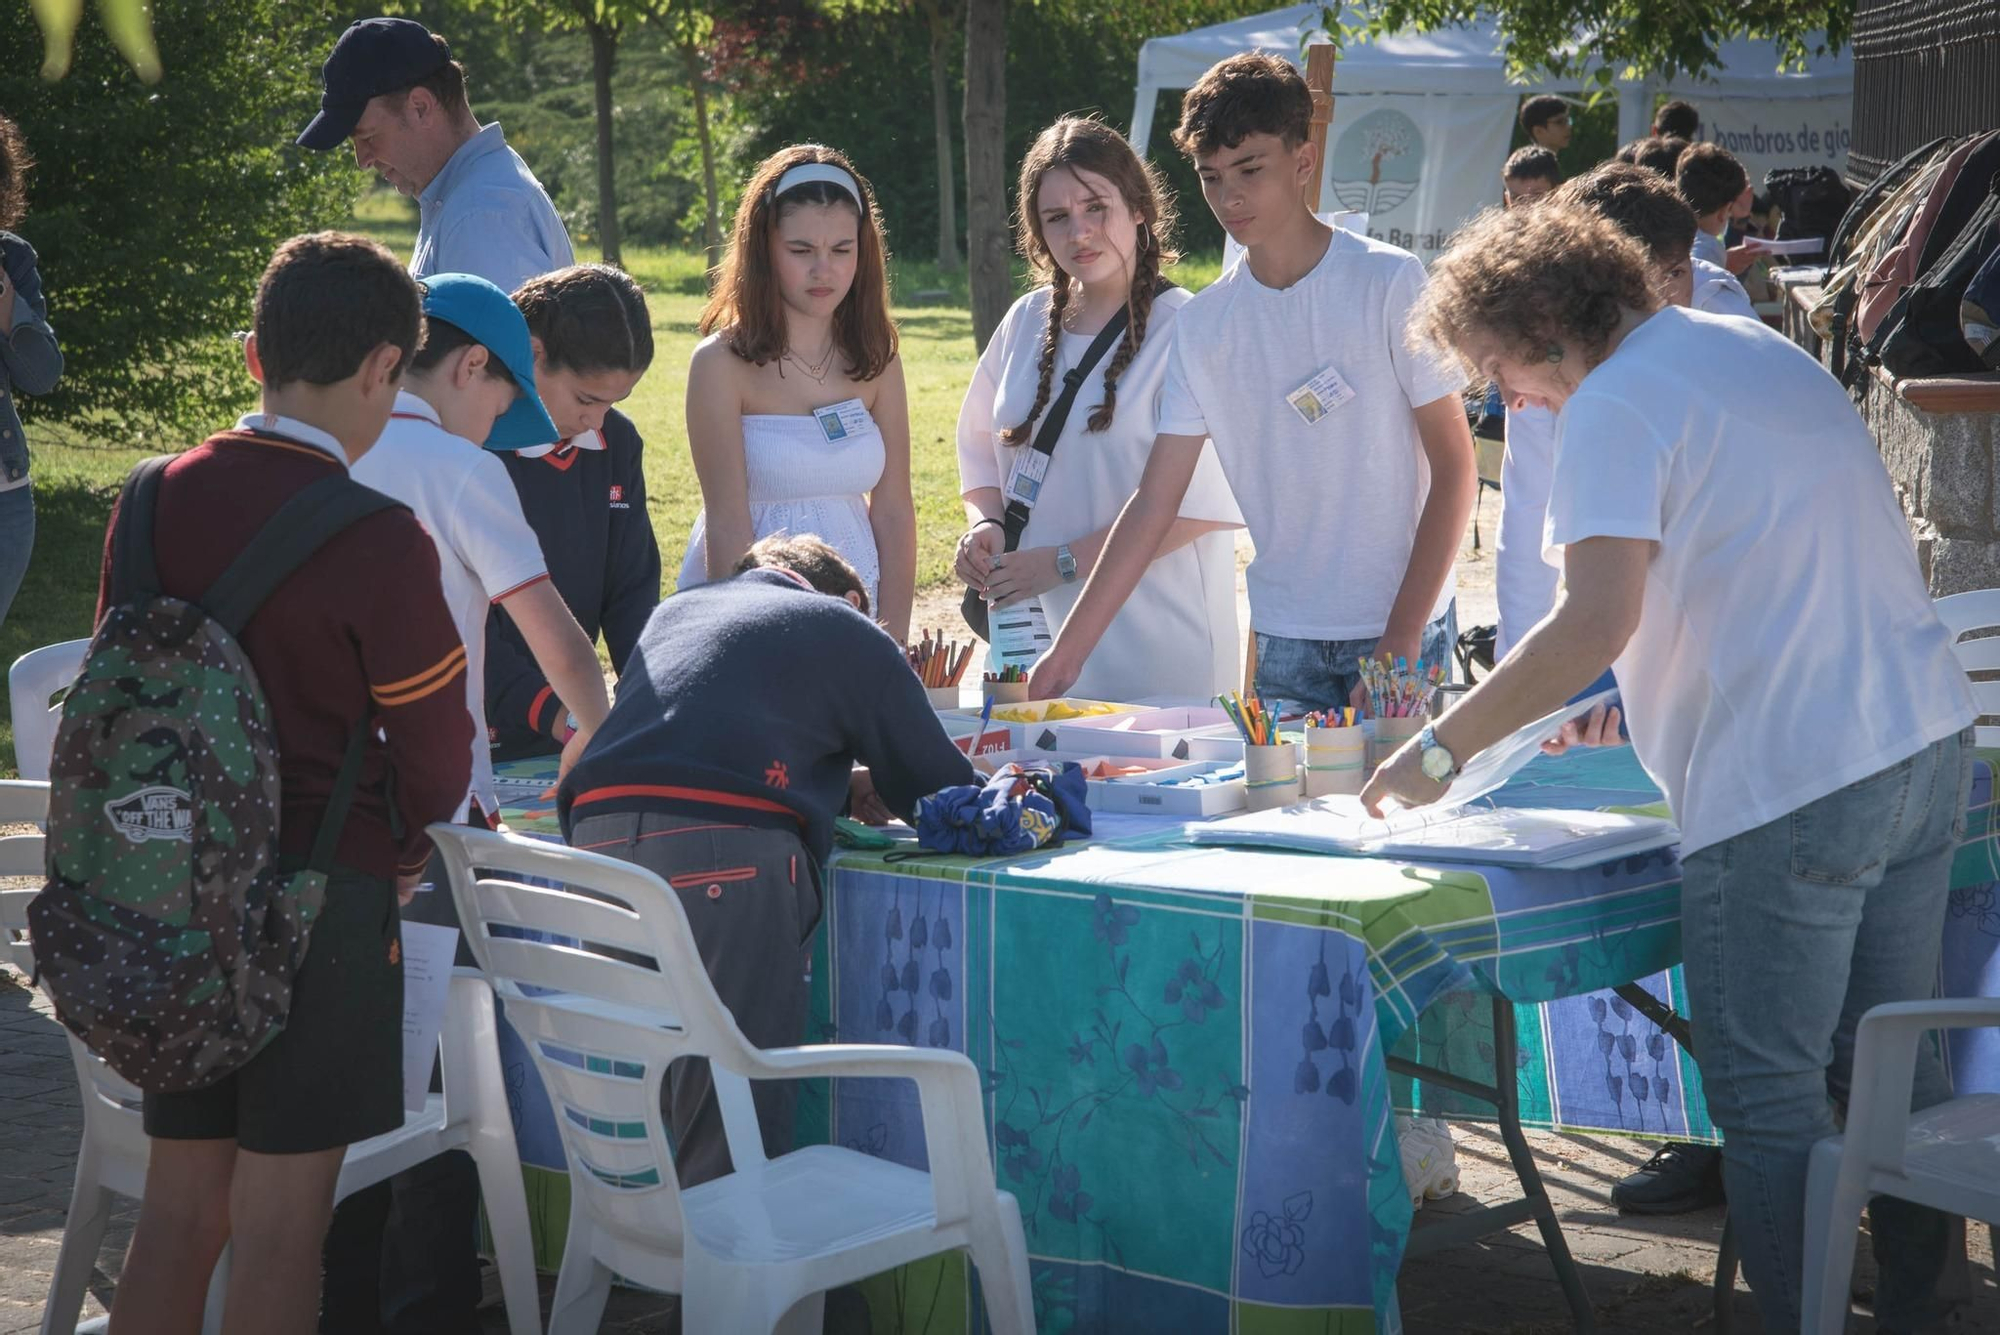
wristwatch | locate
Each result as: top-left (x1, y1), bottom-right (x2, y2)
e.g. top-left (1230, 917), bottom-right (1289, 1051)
top-left (1417, 725), bottom-right (1459, 783)
top-left (1056, 544), bottom-right (1078, 583)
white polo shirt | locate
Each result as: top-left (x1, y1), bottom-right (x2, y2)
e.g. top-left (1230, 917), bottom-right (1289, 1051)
top-left (353, 391), bottom-right (551, 817)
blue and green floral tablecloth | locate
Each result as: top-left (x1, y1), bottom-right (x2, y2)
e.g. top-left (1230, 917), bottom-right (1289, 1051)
top-left (488, 747), bottom-right (2000, 1334)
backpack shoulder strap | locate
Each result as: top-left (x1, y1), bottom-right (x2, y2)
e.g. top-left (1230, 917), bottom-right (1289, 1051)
top-left (108, 456), bottom-right (172, 605)
top-left (202, 476), bottom-right (403, 638)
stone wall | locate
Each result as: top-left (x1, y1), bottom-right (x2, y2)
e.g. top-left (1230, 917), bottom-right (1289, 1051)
top-left (1864, 373), bottom-right (2000, 596)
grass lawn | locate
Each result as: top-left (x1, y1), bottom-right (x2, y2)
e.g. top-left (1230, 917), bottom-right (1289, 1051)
top-left (0, 188), bottom-right (1227, 771)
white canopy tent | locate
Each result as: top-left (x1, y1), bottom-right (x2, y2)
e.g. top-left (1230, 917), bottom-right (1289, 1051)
top-left (1131, 5), bottom-right (1852, 264)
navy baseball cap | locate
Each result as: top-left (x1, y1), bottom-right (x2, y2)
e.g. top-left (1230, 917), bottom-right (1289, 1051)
top-left (418, 274), bottom-right (560, 450)
top-left (297, 18), bottom-right (452, 151)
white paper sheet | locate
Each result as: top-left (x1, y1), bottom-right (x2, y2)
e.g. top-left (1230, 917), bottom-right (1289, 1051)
top-left (399, 921), bottom-right (459, 1114)
top-left (1188, 798), bottom-right (1677, 867)
top-left (1743, 236), bottom-right (1825, 256)
top-left (1427, 688), bottom-right (1620, 813)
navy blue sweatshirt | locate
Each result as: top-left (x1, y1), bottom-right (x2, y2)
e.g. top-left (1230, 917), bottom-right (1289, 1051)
top-left (558, 569), bottom-right (977, 865)
top-left (485, 407), bottom-right (661, 759)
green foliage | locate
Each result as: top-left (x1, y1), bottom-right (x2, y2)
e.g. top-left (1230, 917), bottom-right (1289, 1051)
top-left (2, 1), bottom-right (363, 446)
top-left (733, 1), bottom-right (1261, 268)
top-left (1324, 1), bottom-right (1851, 85)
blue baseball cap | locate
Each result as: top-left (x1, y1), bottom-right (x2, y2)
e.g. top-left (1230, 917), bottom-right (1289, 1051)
top-left (418, 274), bottom-right (560, 450)
top-left (297, 18), bottom-right (451, 151)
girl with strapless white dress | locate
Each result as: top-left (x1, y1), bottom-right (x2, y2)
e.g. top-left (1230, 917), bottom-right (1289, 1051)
top-left (681, 147), bottom-right (915, 640)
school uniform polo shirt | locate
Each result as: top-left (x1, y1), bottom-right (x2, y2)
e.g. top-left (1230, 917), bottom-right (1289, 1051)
top-left (353, 391), bottom-right (551, 817)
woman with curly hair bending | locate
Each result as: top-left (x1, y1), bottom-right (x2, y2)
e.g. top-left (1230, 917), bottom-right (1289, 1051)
top-left (953, 115), bottom-right (1240, 696)
top-left (1363, 201), bottom-right (1974, 1334)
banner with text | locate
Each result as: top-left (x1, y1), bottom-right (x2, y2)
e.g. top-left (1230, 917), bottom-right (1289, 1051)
top-left (1694, 95), bottom-right (1853, 190)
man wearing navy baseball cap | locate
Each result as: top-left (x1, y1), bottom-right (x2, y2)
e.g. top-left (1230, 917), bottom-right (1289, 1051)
top-left (300, 17), bottom-right (574, 293)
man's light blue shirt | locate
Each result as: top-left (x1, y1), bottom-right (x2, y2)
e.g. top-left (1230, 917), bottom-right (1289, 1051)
top-left (411, 123), bottom-right (575, 293)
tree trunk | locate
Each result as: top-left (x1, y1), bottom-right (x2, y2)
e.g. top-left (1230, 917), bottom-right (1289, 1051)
top-left (963, 0), bottom-right (1009, 349)
top-left (924, 0), bottom-right (960, 273)
top-left (588, 20), bottom-right (622, 267)
top-left (681, 39), bottom-right (722, 271)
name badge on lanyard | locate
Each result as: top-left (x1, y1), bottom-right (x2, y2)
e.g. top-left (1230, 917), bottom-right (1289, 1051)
top-left (813, 397), bottom-right (870, 443)
top-left (1003, 448), bottom-right (1051, 507)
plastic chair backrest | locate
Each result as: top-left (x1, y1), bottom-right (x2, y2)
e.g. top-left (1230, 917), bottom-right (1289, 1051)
top-left (1935, 590), bottom-right (2000, 742)
top-left (8, 638), bottom-right (88, 781)
top-left (0, 784), bottom-right (148, 1134)
top-left (426, 825), bottom-right (771, 1254)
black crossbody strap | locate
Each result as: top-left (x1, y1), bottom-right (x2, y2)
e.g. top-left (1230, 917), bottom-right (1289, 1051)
top-left (109, 457), bottom-right (171, 606)
top-left (202, 475), bottom-right (401, 639)
top-left (306, 722), bottom-right (373, 877)
top-left (998, 303), bottom-right (1137, 553)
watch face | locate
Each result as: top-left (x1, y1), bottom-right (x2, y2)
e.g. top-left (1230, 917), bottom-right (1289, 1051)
top-left (1421, 746), bottom-right (1454, 782)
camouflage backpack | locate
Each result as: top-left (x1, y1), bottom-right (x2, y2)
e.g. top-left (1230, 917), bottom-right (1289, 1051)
top-left (29, 455), bottom-right (394, 1093)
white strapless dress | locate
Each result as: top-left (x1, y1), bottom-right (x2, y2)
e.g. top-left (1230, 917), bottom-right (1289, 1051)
top-left (679, 404), bottom-right (885, 608)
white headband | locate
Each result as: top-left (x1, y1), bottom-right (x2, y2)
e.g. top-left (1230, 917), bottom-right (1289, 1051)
top-left (771, 161), bottom-right (863, 211)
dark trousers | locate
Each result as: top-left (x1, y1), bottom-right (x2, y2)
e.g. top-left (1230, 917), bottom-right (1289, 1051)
top-left (320, 833), bottom-right (484, 1335)
top-left (568, 808), bottom-right (821, 1188)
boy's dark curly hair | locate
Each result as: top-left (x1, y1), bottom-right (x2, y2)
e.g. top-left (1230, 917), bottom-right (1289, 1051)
top-left (0, 114), bottom-right (33, 232)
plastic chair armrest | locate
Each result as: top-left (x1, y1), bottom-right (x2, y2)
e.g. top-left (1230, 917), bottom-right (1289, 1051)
top-left (1845, 999), bottom-right (2000, 1174)
top-left (753, 1044), bottom-right (994, 1227)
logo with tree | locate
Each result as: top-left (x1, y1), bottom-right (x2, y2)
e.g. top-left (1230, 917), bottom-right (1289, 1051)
top-left (1329, 107), bottom-right (1426, 217)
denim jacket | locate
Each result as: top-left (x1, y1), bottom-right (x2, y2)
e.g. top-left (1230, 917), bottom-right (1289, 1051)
top-left (0, 232), bottom-right (62, 484)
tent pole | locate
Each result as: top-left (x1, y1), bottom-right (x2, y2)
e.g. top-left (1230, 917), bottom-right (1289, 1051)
top-left (1243, 41), bottom-right (1339, 699)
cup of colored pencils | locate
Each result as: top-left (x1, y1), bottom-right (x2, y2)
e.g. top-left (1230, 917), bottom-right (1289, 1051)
top-left (983, 662), bottom-right (1032, 704)
top-left (1362, 657), bottom-right (1441, 770)
top-left (908, 630), bottom-right (975, 709)
top-left (1301, 708), bottom-right (1366, 798)
top-left (1218, 692), bottom-right (1300, 810)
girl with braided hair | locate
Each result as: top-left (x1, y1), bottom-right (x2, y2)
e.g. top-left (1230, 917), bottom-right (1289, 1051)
top-left (955, 115), bottom-right (1240, 699)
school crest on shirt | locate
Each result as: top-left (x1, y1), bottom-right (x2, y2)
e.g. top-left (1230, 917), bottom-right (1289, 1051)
top-left (607, 484), bottom-right (628, 510)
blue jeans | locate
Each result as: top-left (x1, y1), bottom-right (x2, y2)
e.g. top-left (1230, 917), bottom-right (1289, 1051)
top-left (1681, 728), bottom-right (1972, 1333)
top-left (1252, 602), bottom-right (1457, 714)
top-left (0, 483), bottom-right (32, 630)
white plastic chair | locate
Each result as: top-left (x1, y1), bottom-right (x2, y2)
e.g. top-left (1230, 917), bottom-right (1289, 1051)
top-left (428, 822), bottom-right (1036, 1335)
top-left (0, 788), bottom-right (542, 1335)
top-left (1934, 590), bottom-right (2000, 746)
top-left (8, 638), bottom-right (87, 781)
top-left (1799, 999), bottom-right (2000, 1333)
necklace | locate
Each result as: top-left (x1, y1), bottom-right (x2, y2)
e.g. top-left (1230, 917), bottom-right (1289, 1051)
top-left (783, 338), bottom-right (838, 384)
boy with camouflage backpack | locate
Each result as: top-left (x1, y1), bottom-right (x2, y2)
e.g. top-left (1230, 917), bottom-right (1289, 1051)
top-left (32, 233), bottom-right (472, 1335)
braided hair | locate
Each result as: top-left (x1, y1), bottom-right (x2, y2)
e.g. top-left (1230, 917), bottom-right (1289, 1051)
top-left (1002, 116), bottom-right (1179, 446)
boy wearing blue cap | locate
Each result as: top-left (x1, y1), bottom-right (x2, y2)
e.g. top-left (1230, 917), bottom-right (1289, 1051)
top-left (334, 274), bottom-right (609, 1335)
top-left (298, 18), bottom-right (573, 293)
top-left (353, 272), bottom-right (609, 816)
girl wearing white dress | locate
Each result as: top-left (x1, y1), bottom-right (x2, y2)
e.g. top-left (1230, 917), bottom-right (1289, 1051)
top-left (682, 145), bottom-right (915, 640)
top-left (955, 116), bottom-right (1240, 699)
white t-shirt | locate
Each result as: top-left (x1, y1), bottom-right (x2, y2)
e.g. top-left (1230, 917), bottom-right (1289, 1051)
top-left (1494, 274), bottom-right (1763, 656)
top-left (353, 391), bottom-right (551, 818)
top-left (1158, 227), bottom-right (1466, 640)
top-left (1690, 256), bottom-right (1757, 321)
top-left (1692, 229), bottom-right (1728, 271)
top-left (1495, 405), bottom-right (1559, 658)
top-left (958, 286), bottom-right (1241, 699)
top-left (1544, 307), bottom-right (1973, 854)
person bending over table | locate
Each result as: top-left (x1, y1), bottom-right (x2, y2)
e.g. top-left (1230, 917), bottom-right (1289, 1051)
top-left (1361, 201), bottom-right (1977, 1335)
top-left (556, 534), bottom-right (975, 1187)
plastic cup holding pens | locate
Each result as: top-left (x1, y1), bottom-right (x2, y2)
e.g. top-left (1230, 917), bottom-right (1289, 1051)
top-left (983, 678), bottom-right (1032, 706)
top-left (925, 686), bottom-right (962, 710)
top-left (1303, 723), bottom-right (1367, 797)
top-left (1243, 741), bottom-right (1302, 811)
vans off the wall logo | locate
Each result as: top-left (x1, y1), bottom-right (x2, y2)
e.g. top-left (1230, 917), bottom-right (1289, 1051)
top-left (104, 786), bottom-right (196, 844)
top-left (1330, 108), bottom-right (1426, 218)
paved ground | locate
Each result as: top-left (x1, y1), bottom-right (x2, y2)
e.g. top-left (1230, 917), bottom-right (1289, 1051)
top-left (7, 960), bottom-right (1997, 1334)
